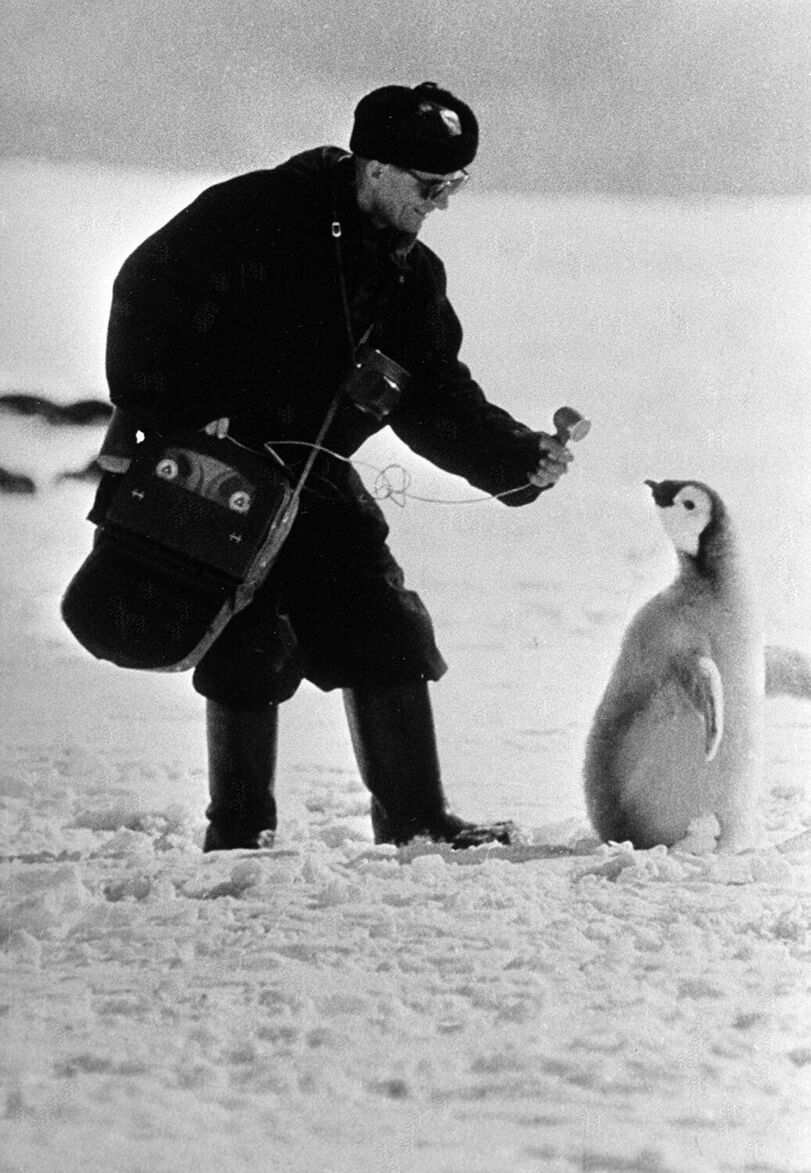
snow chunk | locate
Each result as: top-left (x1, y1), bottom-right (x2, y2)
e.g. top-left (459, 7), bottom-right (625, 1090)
top-left (700, 850), bottom-right (795, 887)
top-left (102, 874), bottom-right (153, 902)
top-left (0, 863), bottom-right (93, 940)
top-left (2, 927), bottom-right (43, 966)
top-left (100, 827), bottom-right (156, 856)
top-left (229, 859), bottom-right (265, 891)
top-left (312, 877), bottom-right (365, 907)
top-left (409, 852), bottom-right (450, 879)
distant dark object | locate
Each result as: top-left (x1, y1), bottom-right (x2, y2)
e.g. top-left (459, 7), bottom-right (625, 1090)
top-left (0, 392), bottom-right (54, 418)
top-left (55, 458), bottom-right (105, 484)
top-left (0, 466), bottom-right (36, 494)
top-left (0, 393), bottom-right (112, 426)
top-left (59, 399), bottom-right (113, 425)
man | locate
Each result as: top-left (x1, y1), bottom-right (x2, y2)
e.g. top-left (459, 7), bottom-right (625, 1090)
top-left (102, 81), bottom-right (573, 851)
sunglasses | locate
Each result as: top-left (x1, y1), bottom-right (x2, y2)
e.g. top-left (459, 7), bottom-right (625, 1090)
top-left (399, 168), bottom-right (470, 202)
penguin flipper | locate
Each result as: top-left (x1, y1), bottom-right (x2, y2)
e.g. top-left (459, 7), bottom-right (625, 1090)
top-left (675, 654), bottom-right (724, 761)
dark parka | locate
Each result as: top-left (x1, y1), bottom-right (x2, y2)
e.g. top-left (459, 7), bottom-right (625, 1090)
top-left (106, 147), bottom-right (543, 507)
top-left (103, 147), bottom-right (546, 706)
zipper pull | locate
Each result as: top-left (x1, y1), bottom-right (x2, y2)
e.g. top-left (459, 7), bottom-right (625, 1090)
top-left (331, 221), bottom-right (341, 238)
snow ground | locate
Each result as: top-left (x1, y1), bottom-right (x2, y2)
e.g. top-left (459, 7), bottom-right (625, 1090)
top-left (0, 164), bottom-right (809, 1171)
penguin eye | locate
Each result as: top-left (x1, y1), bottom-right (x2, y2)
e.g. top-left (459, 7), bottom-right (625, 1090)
top-left (683, 499), bottom-right (696, 511)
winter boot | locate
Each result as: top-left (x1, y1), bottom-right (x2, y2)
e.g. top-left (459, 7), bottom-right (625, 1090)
top-left (342, 681), bottom-right (515, 849)
top-left (203, 699), bottom-right (279, 851)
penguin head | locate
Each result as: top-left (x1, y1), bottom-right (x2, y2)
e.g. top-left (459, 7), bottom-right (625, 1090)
top-left (645, 479), bottom-right (726, 564)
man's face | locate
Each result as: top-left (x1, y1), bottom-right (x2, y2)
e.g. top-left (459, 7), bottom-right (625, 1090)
top-left (364, 164), bottom-right (459, 235)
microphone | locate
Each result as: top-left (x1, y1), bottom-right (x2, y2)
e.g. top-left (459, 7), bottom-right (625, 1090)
top-left (552, 406), bottom-right (591, 444)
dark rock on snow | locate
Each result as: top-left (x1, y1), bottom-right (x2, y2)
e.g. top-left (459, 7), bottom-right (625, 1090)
top-left (0, 393), bottom-right (112, 426)
top-left (0, 467), bottom-right (36, 494)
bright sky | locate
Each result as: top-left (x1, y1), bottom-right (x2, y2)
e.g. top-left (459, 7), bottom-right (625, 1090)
top-left (5, 0), bottom-right (809, 193)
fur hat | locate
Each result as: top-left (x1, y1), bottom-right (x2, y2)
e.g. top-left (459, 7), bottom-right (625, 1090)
top-left (350, 81), bottom-right (478, 174)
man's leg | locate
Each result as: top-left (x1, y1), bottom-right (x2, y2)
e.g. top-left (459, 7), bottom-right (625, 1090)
top-left (343, 680), bottom-right (514, 848)
top-left (192, 572), bottom-right (304, 852)
top-left (202, 700), bottom-right (279, 851)
top-left (280, 486), bottom-right (515, 848)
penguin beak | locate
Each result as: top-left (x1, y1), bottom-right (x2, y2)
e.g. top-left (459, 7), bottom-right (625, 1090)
top-left (645, 479), bottom-right (670, 508)
top-left (645, 479), bottom-right (685, 508)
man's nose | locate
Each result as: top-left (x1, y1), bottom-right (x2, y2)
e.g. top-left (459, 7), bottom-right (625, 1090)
top-left (429, 191), bottom-right (451, 212)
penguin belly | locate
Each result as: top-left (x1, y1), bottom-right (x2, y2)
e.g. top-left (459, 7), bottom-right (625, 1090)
top-left (607, 679), bottom-right (715, 849)
top-left (585, 651), bottom-right (764, 852)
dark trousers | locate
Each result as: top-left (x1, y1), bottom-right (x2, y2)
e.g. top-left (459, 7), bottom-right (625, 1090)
top-left (192, 476), bottom-right (447, 709)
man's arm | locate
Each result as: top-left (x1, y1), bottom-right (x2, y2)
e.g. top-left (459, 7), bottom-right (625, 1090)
top-left (390, 251), bottom-right (571, 505)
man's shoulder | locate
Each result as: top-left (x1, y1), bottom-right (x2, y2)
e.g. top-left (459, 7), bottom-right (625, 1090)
top-left (408, 238), bottom-right (447, 287)
top-left (411, 239), bottom-right (445, 268)
top-left (195, 147), bottom-right (348, 208)
top-left (119, 147), bottom-right (351, 271)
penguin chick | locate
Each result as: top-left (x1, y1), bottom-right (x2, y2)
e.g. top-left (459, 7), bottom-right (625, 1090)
top-left (584, 480), bottom-right (765, 852)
